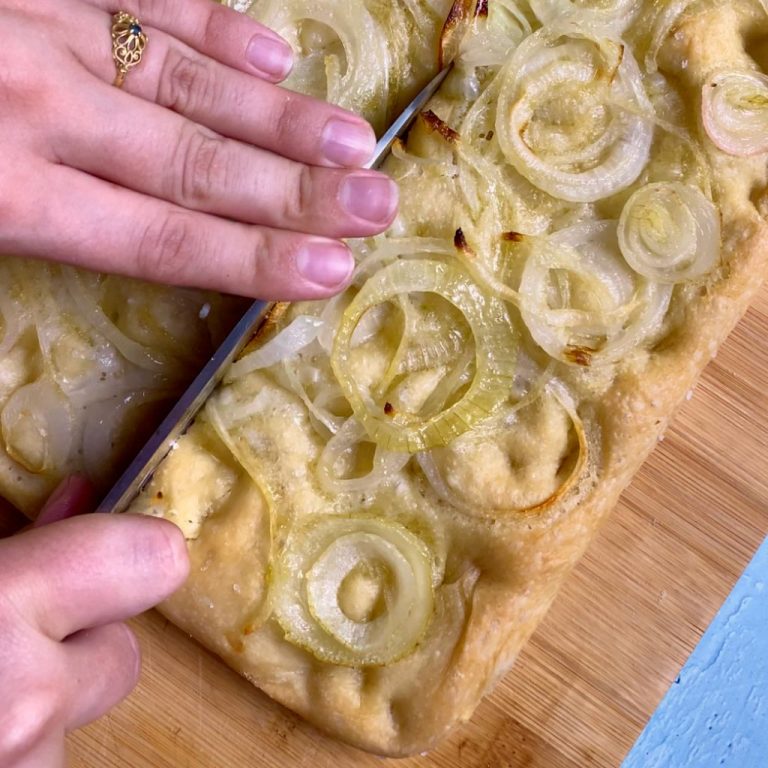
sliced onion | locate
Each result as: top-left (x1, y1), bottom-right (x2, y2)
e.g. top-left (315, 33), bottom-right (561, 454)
top-left (1, 379), bottom-right (75, 474)
top-left (528, 0), bottom-right (640, 32)
top-left (204, 386), bottom-right (278, 500)
top-left (519, 222), bottom-right (672, 365)
top-left (373, 290), bottom-right (471, 399)
top-left (316, 417), bottom-right (410, 494)
top-left (452, 224), bottom-right (523, 304)
top-left (618, 182), bottom-right (720, 283)
top-left (61, 268), bottom-right (170, 372)
top-left (271, 516), bottom-right (434, 665)
top-left (455, 72), bottom-right (583, 237)
top-left (204, 371), bottom-right (335, 533)
top-left (495, 26), bottom-right (654, 202)
top-left (281, 359), bottom-right (347, 436)
top-left (321, 238), bottom-right (455, 358)
top-left (35, 313), bottom-right (126, 399)
top-left (317, 290), bottom-right (352, 354)
top-left (331, 259), bottom-right (517, 452)
top-left (702, 69), bottom-right (768, 156)
top-left (458, 0), bottom-right (531, 69)
top-left (226, 315), bottom-right (324, 382)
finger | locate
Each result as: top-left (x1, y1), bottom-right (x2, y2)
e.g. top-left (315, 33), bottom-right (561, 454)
top-left (0, 632), bottom-right (65, 768)
top-left (34, 476), bottom-right (95, 528)
top-left (71, 10), bottom-right (375, 168)
top-left (88, 0), bottom-right (294, 82)
top-left (5, 736), bottom-right (65, 768)
top-left (53, 82), bottom-right (396, 237)
top-left (0, 513), bottom-right (188, 640)
top-left (12, 161), bottom-right (356, 299)
top-left (60, 622), bottom-right (141, 730)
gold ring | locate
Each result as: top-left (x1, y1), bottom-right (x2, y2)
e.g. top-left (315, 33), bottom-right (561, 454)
top-left (111, 11), bottom-right (148, 88)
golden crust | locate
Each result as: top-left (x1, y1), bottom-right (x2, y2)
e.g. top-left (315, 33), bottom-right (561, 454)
top-left (136, 2), bottom-right (768, 757)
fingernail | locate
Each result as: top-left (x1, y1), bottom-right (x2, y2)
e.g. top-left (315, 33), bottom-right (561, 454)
top-left (246, 34), bottom-right (293, 79)
top-left (322, 118), bottom-right (376, 167)
top-left (296, 241), bottom-right (354, 289)
top-left (340, 174), bottom-right (399, 225)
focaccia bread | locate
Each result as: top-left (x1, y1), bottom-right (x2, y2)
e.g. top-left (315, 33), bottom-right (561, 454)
top-left (132, 0), bottom-right (768, 757)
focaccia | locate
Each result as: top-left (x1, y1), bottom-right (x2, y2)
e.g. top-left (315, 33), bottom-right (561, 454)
top-left (131, 0), bottom-right (768, 757)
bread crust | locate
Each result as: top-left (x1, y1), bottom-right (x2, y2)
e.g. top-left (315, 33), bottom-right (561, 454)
top-left (136, 3), bottom-right (768, 757)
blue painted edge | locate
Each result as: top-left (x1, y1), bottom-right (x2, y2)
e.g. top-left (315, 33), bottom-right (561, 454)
top-left (622, 536), bottom-right (768, 768)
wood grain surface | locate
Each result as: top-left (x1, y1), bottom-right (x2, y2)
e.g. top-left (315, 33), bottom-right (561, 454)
top-left (3, 283), bottom-right (763, 768)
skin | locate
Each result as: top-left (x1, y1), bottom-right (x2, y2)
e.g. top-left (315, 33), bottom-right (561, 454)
top-left (0, 0), bottom-right (399, 764)
top-left (0, 477), bottom-right (189, 768)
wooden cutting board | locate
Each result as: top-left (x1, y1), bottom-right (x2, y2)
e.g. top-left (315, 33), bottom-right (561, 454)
top-left (53, 282), bottom-right (765, 767)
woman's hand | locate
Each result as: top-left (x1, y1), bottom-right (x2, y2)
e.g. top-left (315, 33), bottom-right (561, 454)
top-left (0, 0), bottom-right (398, 299)
top-left (0, 478), bottom-right (190, 768)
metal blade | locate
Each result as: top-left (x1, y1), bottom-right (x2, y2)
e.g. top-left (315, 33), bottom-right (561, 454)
top-left (365, 63), bottom-right (453, 170)
top-left (97, 63), bottom-right (453, 515)
top-left (97, 298), bottom-right (269, 514)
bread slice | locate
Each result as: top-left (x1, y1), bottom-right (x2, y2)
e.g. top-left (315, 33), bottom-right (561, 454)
top-left (131, 0), bottom-right (768, 756)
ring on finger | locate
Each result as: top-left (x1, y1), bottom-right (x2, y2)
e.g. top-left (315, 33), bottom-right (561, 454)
top-left (111, 11), bottom-right (148, 88)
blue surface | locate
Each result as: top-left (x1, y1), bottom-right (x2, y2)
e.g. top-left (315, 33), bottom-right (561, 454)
top-left (622, 537), bottom-right (768, 768)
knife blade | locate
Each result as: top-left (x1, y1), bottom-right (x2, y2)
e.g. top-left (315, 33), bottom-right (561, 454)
top-left (97, 63), bottom-right (454, 515)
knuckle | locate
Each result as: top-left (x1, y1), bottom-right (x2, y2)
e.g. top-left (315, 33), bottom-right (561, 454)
top-left (246, 228), bottom-right (272, 287)
top-left (173, 125), bottom-right (228, 206)
top-left (136, 211), bottom-right (198, 281)
top-left (200, 4), bottom-right (229, 50)
top-left (158, 49), bottom-right (215, 116)
top-left (273, 95), bottom-right (303, 142)
top-left (0, 52), bottom-right (55, 127)
top-left (280, 164), bottom-right (316, 224)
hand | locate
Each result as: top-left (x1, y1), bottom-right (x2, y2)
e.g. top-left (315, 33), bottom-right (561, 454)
top-left (0, 477), bottom-right (189, 768)
top-left (0, 0), bottom-right (398, 300)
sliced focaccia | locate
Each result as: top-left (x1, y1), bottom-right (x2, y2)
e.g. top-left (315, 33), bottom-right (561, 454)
top-left (132, 0), bottom-right (768, 756)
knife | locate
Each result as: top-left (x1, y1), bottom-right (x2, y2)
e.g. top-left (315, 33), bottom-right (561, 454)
top-left (97, 63), bottom-right (454, 515)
